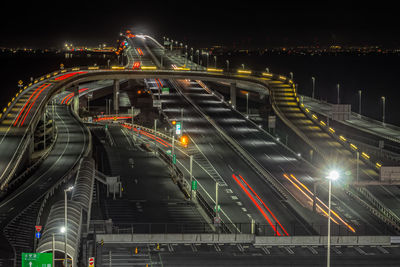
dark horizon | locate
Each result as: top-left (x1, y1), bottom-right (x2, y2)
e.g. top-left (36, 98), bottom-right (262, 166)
top-left (1, 1), bottom-right (399, 49)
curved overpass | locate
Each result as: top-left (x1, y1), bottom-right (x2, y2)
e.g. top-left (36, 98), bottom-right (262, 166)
top-left (1, 64), bottom-right (393, 236)
top-left (0, 67), bottom-right (288, 190)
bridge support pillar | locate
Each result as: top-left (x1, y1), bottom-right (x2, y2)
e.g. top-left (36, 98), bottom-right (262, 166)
top-left (72, 85), bottom-right (79, 115)
top-left (230, 82), bottom-right (236, 109)
top-left (113, 79), bottom-right (120, 114)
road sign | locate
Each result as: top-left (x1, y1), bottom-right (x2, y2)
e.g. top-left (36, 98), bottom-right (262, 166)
top-left (18, 80), bottom-right (23, 85)
top-left (176, 122), bottom-right (181, 135)
top-left (35, 225), bottom-right (42, 232)
top-left (88, 257), bottom-right (95, 267)
top-left (191, 180), bottom-right (197, 190)
top-left (162, 87), bottom-right (170, 95)
top-left (21, 253), bottom-right (52, 267)
top-left (172, 154), bottom-right (176, 164)
top-left (35, 232), bottom-right (41, 239)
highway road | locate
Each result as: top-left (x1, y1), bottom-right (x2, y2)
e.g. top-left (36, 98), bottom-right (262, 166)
top-left (140, 35), bottom-right (400, 235)
top-left (132, 36), bottom-right (383, 234)
top-left (0, 104), bottom-right (89, 264)
top-left (141, 77), bottom-right (311, 236)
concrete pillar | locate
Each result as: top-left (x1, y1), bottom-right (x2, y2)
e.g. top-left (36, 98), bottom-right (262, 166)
top-left (113, 79), bottom-right (120, 114)
top-left (230, 82), bottom-right (237, 109)
top-left (72, 85), bottom-right (79, 115)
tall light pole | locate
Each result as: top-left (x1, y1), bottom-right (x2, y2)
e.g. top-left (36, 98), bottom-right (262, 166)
top-left (214, 55), bottom-right (217, 68)
top-left (326, 170), bottom-right (339, 267)
top-left (358, 90), bottom-right (362, 117)
top-left (381, 96), bottom-right (386, 125)
top-left (226, 60), bottom-right (230, 72)
top-left (246, 92), bottom-right (249, 117)
top-left (337, 84), bottom-right (340, 104)
top-left (311, 77), bottom-right (315, 99)
top-left (206, 52), bottom-right (209, 68)
top-left (64, 186), bottom-right (74, 267)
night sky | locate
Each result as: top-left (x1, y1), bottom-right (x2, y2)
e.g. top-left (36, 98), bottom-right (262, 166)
top-left (1, 0), bottom-right (399, 48)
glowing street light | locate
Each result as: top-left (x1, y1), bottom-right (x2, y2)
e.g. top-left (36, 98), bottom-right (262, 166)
top-left (326, 169), bottom-right (340, 267)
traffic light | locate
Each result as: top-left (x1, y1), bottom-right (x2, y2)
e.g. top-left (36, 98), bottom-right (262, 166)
top-left (171, 120), bottom-right (176, 125)
top-left (180, 135), bottom-right (189, 147)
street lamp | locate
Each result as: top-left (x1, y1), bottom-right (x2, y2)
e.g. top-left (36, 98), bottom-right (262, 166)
top-left (226, 60), bottom-right (230, 72)
top-left (358, 90), bottom-right (362, 117)
top-left (381, 96), bottom-right (386, 126)
top-left (337, 84), bottom-right (340, 104)
top-left (64, 186), bottom-right (74, 267)
top-left (214, 55), bottom-right (217, 68)
top-left (326, 170), bottom-right (339, 267)
top-left (246, 92), bottom-right (249, 117)
top-left (311, 77), bottom-right (315, 99)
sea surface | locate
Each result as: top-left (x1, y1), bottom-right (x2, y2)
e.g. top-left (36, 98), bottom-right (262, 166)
top-left (1, 51), bottom-right (399, 125)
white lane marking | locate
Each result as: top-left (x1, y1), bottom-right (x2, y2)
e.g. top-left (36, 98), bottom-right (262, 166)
top-left (227, 164), bottom-right (234, 171)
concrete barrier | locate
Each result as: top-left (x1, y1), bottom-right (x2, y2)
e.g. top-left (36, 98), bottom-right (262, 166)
top-left (96, 234), bottom-right (391, 246)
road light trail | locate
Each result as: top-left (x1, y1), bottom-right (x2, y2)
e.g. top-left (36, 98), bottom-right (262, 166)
top-left (238, 174), bottom-right (289, 236)
top-left (232, 174), bottom-right (285, 236)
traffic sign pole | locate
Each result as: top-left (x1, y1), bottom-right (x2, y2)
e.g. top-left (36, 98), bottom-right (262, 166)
top-left (189, 155), bottom-right (193, 199)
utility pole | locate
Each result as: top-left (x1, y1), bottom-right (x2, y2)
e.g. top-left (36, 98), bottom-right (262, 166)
top-left (189, 155), bottom-right (193, 199)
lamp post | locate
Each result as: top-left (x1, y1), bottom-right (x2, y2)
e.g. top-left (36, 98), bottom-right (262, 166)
top-left (226, 60), bottom-right (229, 72)
top-left (64, 186), bottom-right (74, 267)
top-left (381, 96), bottom-right (386, 126)
top-left (311, 77), bottom-right (315, 99)
top-left (214, 55), bottom-right (217, 68)
top-left (326, 170), bottom-right (339, 267)
top-left (246, 92), bottom-right (249, 117)
top-left (206, 52), bottom-right (209, 68)
top-left (337, 84), bottom-right (340, 104)
top-left (358, 90), bottom-right (362, 118)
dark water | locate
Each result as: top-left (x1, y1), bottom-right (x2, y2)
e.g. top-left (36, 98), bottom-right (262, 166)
top-left (1, 51), bottom-right (399, 125)
top-left (217, 53), bottom-right (400, 126)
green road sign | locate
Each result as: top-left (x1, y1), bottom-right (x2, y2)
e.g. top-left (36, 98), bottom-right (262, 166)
top-left (162, 87), bottom-right (170, 95)
top-left (191, 180), bottom-right (197, 190)
top-left (22, 252), bottom-right (53, 267)
top-left (172, 154), bottom-right (176, 164)
top-left (214, 205), bottom-right (221, 212)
